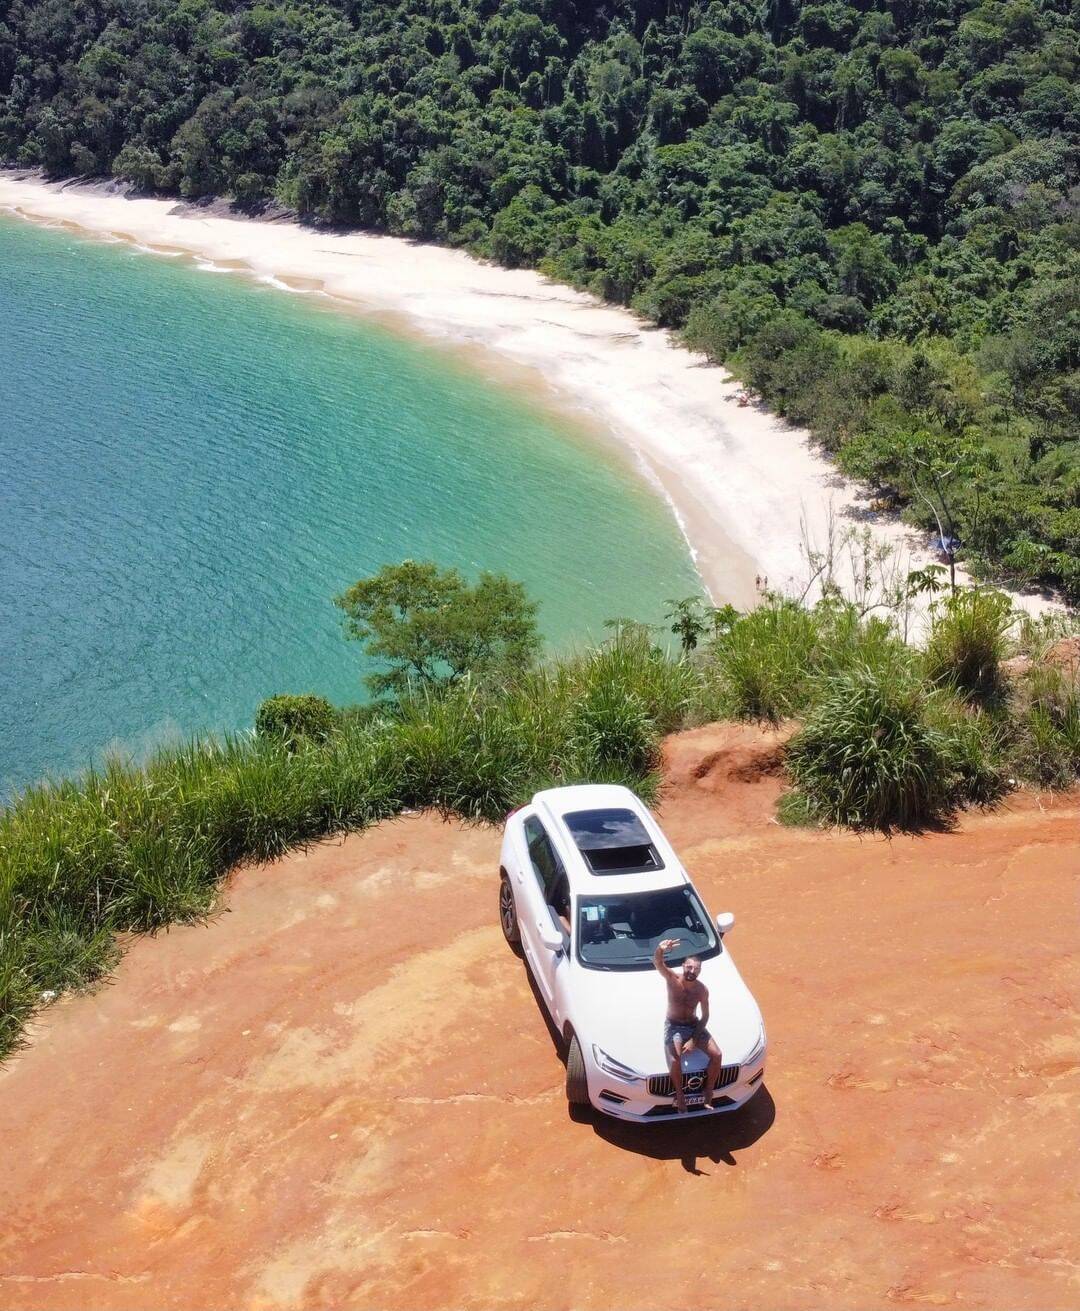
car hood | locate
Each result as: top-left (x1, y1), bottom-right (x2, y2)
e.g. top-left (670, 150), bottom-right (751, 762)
top-left (570, 951), bottom-right (763, 1076)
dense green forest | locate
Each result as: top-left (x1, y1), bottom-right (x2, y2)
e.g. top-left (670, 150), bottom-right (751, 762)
top-left (1, 0), bottom-right (1078, 593)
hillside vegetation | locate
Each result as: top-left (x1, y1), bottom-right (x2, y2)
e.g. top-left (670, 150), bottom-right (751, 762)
top-left (1, 0), bottom-right (1078, 592)
top-left (3, 572), bottom-right (1079, 1062)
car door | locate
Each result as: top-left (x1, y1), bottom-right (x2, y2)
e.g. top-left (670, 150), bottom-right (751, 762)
top-left (512, 816), bottom-right (547, 971)
top-left (519, 815), bottom-right (569, 1013)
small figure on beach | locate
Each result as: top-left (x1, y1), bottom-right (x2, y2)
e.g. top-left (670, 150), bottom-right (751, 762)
top-left (653, 938), bottom-right (723, 1112)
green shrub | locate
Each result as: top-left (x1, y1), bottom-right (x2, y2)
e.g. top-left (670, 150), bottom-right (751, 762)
top-left (19, 907), bottom-right (120, 994)
top-left (0, 944), bottom-right (35, 1059)
top-left (704, 598), bottom-right (911, 723)
top-left (392, 683), bottom-right (536, 820)
top-left (923, 589), bottom-right (1014, 702)
top-left (578, 625), bottom-right (696, 734)
top-left (707, 599), bottom-right (821, 721)
top-left (926, 697), bottom-right (1009, 810)
top-left (570, 680), bottom-right (659, 776)
top-left (1008, 667), bottom-right (1080, 788)
top-left (784, 664), bottom-right (953, 831)
top-left (254, 694), bottom-right (337, 747)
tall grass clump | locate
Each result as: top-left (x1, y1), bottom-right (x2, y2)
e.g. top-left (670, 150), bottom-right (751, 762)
top-left (566, 623), bottom-right (698, 735)
top-left (702, 596), bottom-right (912, 723)
top-left (254, 693), bottom-right (337, 748)
top-left (1008, 667), bottom-right (1080, 788)
top-left (923, 589), bottom-right (1014, 702)
top-left (925, 696), bottom-right (1009, 810)
top-left (784, 664), bottom-right (961, 831)
top-left (705, 599), bottom-right (821, 721)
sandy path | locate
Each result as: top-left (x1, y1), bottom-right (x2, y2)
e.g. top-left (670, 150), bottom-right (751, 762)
top-left (0, 172), bottom-right (989, 614)
top-left (1, 725), bottom-right (1077, 1310)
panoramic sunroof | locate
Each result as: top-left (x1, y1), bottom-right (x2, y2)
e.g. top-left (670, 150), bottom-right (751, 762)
top-left (563, 808), bottom-right (665, 874)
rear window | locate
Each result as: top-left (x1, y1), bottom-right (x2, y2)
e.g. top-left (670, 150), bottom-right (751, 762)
top-left (563, 808), bottom-right (664, 875)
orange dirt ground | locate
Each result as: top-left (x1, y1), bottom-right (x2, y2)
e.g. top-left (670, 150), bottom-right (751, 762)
top-left (1, 724), bottom-right (1078, 1311)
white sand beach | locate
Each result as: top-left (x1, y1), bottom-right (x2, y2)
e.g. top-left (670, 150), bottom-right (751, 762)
top-left (0, 172), bottom-right (1056, 620)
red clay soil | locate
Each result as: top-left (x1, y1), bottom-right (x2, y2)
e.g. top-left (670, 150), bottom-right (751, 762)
top-left (1, 724), bottom-right (1078, 1311)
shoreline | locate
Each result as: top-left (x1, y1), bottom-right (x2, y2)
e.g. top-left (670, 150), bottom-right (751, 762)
top-left (0, 172), bottom-right (1058, 619)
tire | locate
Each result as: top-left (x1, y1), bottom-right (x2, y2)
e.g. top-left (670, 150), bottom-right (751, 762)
top-left (499, 874), bottom-right (521, 947)
top-left (565, 1034), bottom-right (590, 1106)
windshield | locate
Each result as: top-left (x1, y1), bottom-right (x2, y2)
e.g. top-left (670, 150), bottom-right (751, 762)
top-left (575, 885), bottom-right (719, 971)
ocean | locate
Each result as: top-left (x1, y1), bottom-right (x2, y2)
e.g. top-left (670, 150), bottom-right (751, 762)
top-left (0, 214), bottom-right (700, 793)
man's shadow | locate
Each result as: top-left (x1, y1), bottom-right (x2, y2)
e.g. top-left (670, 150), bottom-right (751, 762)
top-left (519, 958), bottom-right (775, 1174)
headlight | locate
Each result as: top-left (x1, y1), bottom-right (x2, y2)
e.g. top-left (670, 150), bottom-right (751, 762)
top-left (592, 1044), bottom-right (645, 1083)
top-left (743, 1024), bottom-right (766, 1066)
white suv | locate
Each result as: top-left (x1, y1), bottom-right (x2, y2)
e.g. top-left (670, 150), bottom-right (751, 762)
top-left (499, 783), bottom-right (767, 1120)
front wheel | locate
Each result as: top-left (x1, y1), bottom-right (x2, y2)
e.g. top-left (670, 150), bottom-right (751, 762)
top-left (565, 1034), bottom-right (590, 1106)
top-left (499, 875), bottom-right (521, 948)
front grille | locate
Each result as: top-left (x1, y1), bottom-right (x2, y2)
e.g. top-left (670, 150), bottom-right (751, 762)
top-left (648, 1064), bottom-right (740, 1098)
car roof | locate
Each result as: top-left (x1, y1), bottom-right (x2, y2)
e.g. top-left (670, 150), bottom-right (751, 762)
top-left (529, 784), bottom-right (689, 896)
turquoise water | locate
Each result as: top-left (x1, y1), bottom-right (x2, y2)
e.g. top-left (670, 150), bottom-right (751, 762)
top-left (0, 215), bottom-right (699, 793)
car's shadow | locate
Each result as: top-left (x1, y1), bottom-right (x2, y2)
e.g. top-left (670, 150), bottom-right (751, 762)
top-left (579, 1085), bottom-right (775, 1174)
top-left (517, 955), bottom-right (776, 1173)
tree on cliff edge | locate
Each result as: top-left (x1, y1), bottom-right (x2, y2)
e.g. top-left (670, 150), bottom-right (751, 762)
top-left (335, 560), bottom-right (540, 698)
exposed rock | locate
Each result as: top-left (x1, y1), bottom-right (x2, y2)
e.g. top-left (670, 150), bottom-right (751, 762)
top-left (1044, 635), bottom-right (1080, 678)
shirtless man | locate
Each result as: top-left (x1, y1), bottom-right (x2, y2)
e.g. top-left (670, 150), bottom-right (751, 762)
top-left (653, 938), bottom-right (723, 1112)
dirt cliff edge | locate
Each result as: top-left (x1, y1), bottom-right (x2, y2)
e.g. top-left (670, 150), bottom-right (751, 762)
top-left (1, 724), bottom-right (1077, 1310)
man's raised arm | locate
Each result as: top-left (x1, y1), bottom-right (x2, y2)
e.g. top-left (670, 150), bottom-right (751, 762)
top-left (653, 938), bottom-right (681, 979)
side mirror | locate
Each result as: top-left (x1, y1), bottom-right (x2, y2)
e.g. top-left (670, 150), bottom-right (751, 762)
top-left (716, 912), bottom-right (735, 936)
top-left (540, 921), bottom-right (565, 953)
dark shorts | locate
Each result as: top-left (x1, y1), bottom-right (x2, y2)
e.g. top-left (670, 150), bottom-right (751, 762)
top-left (664, 1020), bottom-right (711, 1061)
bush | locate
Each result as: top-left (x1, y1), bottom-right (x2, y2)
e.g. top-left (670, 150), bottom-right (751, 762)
top-left (784, 664), bottom-right (953, 831)
top-left (926, 697), bottom-right (1009, 809)
top-left (1008, 667), bottom-right (1080, 788)
top-left (19, 907), bottom-right (120, 994)
top-left (923, 589), bottom-right (1014, 702)
top-left (570, 680), bottom-right (659, 777)
top-left (706, 599), bottom-right (822, 721)
top-left (738, 313), bottom-right (842, 423)
top-left (254, 694), bottom-right (337, 747)
top-left (704, 598), bottom-right (911, 723)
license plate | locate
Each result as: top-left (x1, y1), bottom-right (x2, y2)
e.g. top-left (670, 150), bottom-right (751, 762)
top-left (685, 1092), bottom-right (706, 1106)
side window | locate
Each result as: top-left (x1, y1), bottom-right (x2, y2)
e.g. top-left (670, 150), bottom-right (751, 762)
top-left (549, 871), bottom-right (571, 925)
top-left (523, 816), bottom-right (563, 905)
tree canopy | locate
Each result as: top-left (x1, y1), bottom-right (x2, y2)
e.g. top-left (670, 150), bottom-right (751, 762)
top-left (2, 0), bottom-right (1077, 593)
top-left (334, 559), bottom-right (540, 696)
